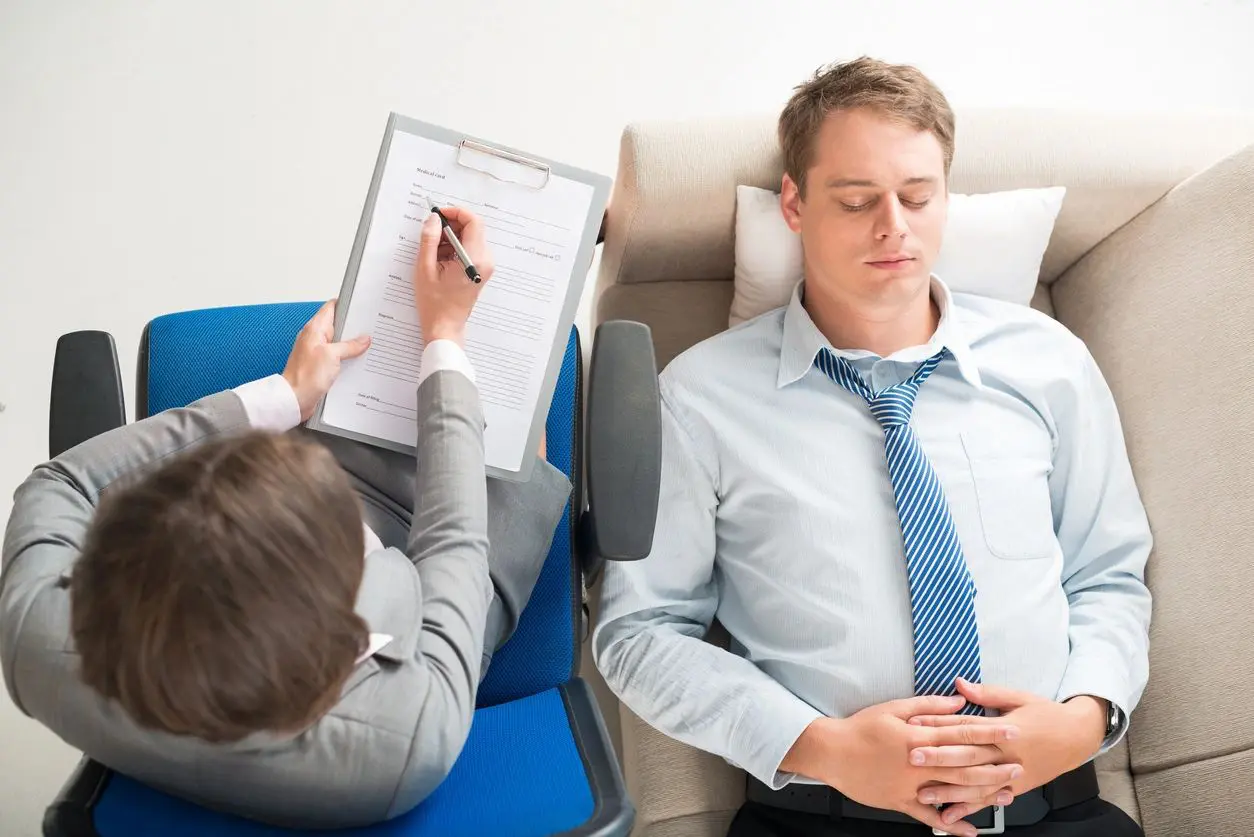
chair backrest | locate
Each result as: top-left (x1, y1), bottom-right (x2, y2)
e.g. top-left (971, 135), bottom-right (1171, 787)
top-left (589, 108), bottom-right (1254, 837)
top-left (139, 301), bottom-right (582, 705)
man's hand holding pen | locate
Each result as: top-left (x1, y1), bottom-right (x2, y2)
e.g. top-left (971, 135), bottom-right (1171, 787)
top-left (414, 206), bottom-right (494, 346)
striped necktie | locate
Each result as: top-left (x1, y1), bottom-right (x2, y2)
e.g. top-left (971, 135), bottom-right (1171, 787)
top-left (816, 347), bottom-right (983, 711)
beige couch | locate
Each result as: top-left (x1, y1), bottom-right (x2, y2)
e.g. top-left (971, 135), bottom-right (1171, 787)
top-left (583, 108), bottom-right (1254, 837)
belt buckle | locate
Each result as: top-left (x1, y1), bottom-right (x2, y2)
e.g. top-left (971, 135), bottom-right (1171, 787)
top-left (932, 804), bottom-right (1004, 835)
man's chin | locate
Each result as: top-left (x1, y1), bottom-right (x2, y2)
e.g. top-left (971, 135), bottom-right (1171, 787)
top-left (805, 265), bottom-right (933, 303)
top-left (861, 265), bottom-right (931, 293)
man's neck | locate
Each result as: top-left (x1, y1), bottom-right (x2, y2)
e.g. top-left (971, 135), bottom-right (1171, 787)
top-left (803, 279), bottom-right (939, 358)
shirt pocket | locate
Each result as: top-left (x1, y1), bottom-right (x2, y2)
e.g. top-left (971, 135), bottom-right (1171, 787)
top-left (960, 430), bottom-right (1056, 560)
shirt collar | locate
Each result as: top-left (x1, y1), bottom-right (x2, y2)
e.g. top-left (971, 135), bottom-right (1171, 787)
top-left (776, 275), bottom-right (982, 390)
top-left (350, 549), bottom-right (420, 664)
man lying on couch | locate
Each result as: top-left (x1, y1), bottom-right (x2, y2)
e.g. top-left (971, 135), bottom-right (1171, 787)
top-left (594, 57), bottom-right (1151, 837)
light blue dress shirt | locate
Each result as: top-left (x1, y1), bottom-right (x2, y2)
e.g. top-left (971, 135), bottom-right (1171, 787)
top-left (592, 276), bottom-right (1153, 789)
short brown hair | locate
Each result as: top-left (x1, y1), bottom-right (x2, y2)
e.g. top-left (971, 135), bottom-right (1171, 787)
top-left (778, 55), bottom-right (956, 197)
top-left (71, 431), bottom-right (368, 743)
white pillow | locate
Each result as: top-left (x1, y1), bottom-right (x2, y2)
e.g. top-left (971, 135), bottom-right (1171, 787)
top-left (730, 184), bottom-right (1066, 326)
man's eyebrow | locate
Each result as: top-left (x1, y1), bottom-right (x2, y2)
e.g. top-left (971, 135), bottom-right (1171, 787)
top-left (825, 176), bottom-right (938, 188)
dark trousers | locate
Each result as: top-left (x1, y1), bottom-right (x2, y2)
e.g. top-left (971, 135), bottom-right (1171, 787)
top-left (726, 797), bottom-right (1144, 837)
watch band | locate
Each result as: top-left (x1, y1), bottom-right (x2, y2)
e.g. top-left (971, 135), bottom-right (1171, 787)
top-left (1106, 702), bottom-right (1123, 738)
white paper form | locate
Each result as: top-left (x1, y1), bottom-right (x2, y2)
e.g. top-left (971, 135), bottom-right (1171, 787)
top-left (319, 131), bottom-right (596, 475)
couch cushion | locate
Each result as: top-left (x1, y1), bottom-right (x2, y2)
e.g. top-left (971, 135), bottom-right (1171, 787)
top-left (1095, 738), bottom-right (1141, 825)
top-left (620, 703), bottom-right (742, 837)
top-left (595, 280), bottom-right (733, 371)
top-left (1134, 749), bottom-right (1254, 836)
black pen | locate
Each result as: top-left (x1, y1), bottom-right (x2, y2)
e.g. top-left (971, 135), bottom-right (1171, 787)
top-left (430, 206), bottom-right (482, 284)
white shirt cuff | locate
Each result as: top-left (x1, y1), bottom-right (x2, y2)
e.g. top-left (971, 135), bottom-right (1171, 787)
top-left (735, 694), bottom-right (824, 790)
top-left (232, 374), bottom-right (302, 432)
top-left (418, 339), bottom-right (476, 388)
top-left (1056, 659), bottom-right (1133, 755)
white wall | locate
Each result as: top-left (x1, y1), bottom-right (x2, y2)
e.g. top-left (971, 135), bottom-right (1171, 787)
top-left (1, 0), bottom-right (1252, 832)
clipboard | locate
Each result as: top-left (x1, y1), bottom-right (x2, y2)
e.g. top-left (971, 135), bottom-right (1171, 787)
top-left (306, 113), bottom-right (612, 482)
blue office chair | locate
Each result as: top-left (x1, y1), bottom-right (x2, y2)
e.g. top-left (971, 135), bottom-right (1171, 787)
top-left (41, 301), bottom-right (661, 837)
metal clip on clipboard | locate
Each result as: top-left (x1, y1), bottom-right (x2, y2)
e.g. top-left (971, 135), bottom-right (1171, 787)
top-left (453, 136), bottom-right (610, 241)
top-left (455, 138), bottom-right (551, 189)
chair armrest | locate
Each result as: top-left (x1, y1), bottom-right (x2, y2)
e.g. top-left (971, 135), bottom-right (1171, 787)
top-left (561, 677), bottom-right (635, 836)
top-left (49, 330), bottom-right (127, 458)
top-left (577, 320), bottom-right (661, 582)
top-left (43, 756), bottom-right (110, 837)
top-left (44, 688), bottom-right (631, 837)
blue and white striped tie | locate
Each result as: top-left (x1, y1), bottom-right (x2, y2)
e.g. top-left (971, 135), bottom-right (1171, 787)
top-left (816, 348), bottom-right (983, 712)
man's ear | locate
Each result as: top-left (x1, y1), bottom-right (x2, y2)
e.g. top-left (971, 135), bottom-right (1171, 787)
top-left (780, 173), bottom-right (804, 233)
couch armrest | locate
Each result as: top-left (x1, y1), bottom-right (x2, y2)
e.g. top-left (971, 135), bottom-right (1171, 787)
top-left (1050, 141), bottom-right (1254, 837)
top-left (49, 330), bottom-right (126, 458)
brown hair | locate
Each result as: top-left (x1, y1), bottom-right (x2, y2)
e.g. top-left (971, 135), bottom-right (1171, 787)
top-left (778, 55), bottom-right (956, 197)
top-left (70, 430), bottom-right (368, 743)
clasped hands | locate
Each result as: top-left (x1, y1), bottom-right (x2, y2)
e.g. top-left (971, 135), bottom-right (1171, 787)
top-left (783, 678), bottom-right (1108, 837)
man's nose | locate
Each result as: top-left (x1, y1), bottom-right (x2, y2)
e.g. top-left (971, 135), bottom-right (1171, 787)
top-left (873, 196), bottom-right (909, 239)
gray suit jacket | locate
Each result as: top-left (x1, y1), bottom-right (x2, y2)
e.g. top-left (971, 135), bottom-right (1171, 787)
top-left (0, 370), bottom-right (572, 828)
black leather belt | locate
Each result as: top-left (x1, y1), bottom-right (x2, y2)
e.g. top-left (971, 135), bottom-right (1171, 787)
top-left (746, 761), bottom-right (1099, 833)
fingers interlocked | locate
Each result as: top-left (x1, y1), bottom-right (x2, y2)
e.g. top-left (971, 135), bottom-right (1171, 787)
top-left (907, 720), bottom-right (1020, 826)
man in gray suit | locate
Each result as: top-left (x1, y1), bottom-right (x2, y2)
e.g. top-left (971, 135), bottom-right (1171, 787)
top-left (0, 207), bottom-right (570, 828)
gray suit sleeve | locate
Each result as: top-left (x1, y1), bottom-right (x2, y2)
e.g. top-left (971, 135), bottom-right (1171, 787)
top-left (392, 370), bottom-right (493, 808)
top-left (0, 392), bottom-right (250, 712)
top-left (391, 372), bottom-right (574, 814)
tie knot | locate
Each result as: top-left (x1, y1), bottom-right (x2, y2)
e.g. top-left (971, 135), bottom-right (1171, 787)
top-left (815, 348), bottom-right (948, 429)
top-left (868, 386), bottom-right (920, 428)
